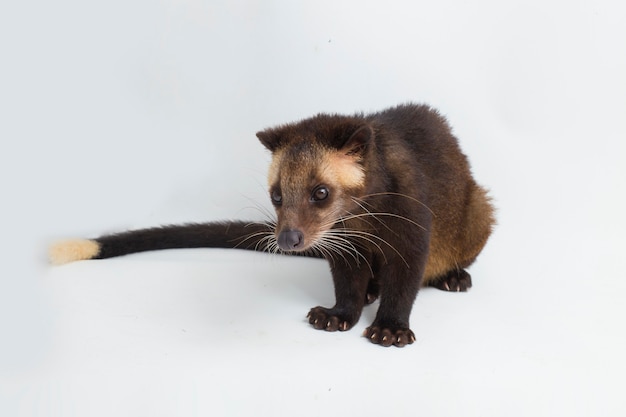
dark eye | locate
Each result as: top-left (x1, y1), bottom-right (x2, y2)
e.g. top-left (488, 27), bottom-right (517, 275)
top-left (271, 189), bottom-right (282, 205)
top-left (311, 186), bottom-right (329, 202)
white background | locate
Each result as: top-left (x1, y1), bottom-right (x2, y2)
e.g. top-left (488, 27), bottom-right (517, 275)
top-left (1, 1), bottom-right (625, 416)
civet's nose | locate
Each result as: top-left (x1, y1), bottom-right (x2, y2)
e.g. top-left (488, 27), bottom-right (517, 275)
top-left (277, 229), bottom-right (304, 251)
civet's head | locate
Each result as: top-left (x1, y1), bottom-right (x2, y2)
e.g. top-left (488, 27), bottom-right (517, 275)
top-left (256, 115), bottom-right (372, 252)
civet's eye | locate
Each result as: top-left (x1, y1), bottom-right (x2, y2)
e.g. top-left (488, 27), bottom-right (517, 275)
top-left (311, 186), bottom-right (329, 202)
top-left (271, 189), bottom-right (282, 205)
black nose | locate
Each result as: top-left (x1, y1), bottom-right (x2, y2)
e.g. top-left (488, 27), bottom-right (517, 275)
top-left (277, 229), bottom-right (304, 251)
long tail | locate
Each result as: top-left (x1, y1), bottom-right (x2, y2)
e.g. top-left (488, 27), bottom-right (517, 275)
top-left (49, 221), bottom-right (275, 265)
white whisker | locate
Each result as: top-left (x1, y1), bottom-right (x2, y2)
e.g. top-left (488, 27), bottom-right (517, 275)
top-left (316, 235), bottom-right (358, 267)
top-left (349, 199), bottom-right (398, 236)
top-left (313, 231), bottom-right (374, 275)
top-left (328, 228), bottom-right (410, 268)
top-left (341, 210), bottom-right (427, 232)
top-left (356, 192), bottom-right (434, 216)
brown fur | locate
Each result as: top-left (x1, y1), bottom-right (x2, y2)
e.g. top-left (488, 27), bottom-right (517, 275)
top-left (257, 103), bottom-right (495, 346)
top-left (50, 103), bottom-right (494, 348)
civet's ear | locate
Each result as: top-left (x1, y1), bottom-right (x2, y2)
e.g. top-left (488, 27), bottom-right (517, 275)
top-left (339, 124), bottom-right (373, 157)
top-left (256, 130), bottom-right (282, 152)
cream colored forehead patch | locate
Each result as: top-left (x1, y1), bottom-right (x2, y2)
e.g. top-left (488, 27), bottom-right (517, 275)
top-left (268, 147), bottom-right (364, 190)
top-left (267, 148), bottom-right (284, 186)
top-left (320, 151), bottom-right (365, 189)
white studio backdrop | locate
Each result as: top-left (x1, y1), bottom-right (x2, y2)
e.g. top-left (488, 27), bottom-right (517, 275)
top-left (1, 1), bottom-right (625, 416)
